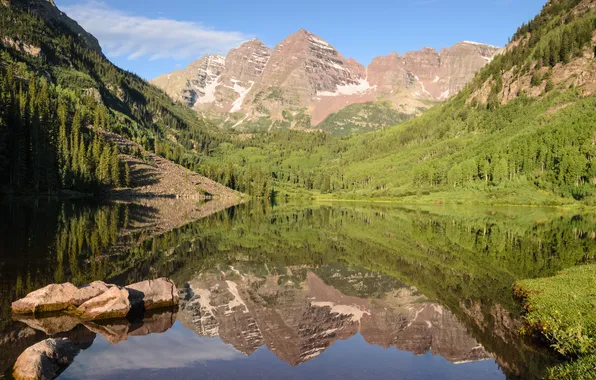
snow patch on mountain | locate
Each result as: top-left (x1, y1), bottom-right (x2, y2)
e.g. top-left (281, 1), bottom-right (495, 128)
top-left (463, 41), bottom-right (500, 49)
top-left (317, 79), bottom-right (375, 97)
top-left (195, 75), bottom-right (221, 105)
top-left (230, 80), bottom-right (255, 113)
top-left (439, 89), bottom-right (450, 100)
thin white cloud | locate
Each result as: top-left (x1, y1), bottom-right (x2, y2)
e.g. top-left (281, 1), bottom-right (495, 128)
top-left (62, 324), bottom-right (246, 377)
top-left (62, 1), bottom-right (249, 60)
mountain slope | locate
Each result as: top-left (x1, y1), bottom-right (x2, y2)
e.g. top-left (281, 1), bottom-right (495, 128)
top-left (310, 0), bottom-right (596, 203)
top-left (0, 0), bottom-right (235, 197)
top-left (195, 0), bottom-right (596, 205)
top-left (152, 31), bottom-right (500, 134)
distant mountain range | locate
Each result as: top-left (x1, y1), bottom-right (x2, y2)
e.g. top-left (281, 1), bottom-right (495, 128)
top-left (151, 30), bottom-right (501, 133)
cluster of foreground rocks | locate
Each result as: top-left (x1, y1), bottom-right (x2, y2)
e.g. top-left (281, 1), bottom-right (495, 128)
top-left (10, 278), bottom-right (179, 380)
top-left (12, 278), bottom-right (179, 320)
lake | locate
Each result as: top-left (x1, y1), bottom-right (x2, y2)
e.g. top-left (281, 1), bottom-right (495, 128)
top-left (2, 199), bottom-right (595, 379)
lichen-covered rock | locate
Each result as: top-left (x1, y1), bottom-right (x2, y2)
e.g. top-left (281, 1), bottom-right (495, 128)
top-left (12, 338), bottom-right (78, 380)
top-left (126, 278), bottom-right (179, 310)
top-left (76, 287), bottom-right (130, 320)
top-left (11, 283), bottom-right (78, 314)
top-left (74, 281), bottom-right (113, 306)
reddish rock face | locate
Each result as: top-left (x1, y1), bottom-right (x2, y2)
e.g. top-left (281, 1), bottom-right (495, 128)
top-left (151, 30), bottom-right (500, 131)
top-left (369, 42), bottom-right (501, 102)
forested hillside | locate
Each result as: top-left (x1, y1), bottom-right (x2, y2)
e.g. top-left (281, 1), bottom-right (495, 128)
top-left (198, 0), bottom-right (596, 205)
top-left (1, 0), bottom-right (594, 205)
top-left (0, 0), bottom-right (225, 194)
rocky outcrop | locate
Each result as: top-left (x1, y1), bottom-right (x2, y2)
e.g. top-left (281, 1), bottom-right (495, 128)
top-left (368, 42), bottom-right (501, 106)
top-left (151, 39), bottom-right (272, 115)
top-left (73, 281), bottom-right (113, 306)
top-left (76, 287), bottom-right (130, 320)
top-left (152, 30), bottom-right (499, 132)
top-left (12, 278), bottom-right (179, 321)
top-left (12, 338), bottom-right (79, 380)
top-left (126, 278), bottom-right (179, 311)
top-left (12, 283), bottom-right (79, 314)
top-left (151, 54), bottom-right (226, 107)
top-left (11, 281), bottom-right (115, 315)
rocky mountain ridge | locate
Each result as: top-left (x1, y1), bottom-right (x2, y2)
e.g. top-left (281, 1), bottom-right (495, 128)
top-left (152, 30), bottom-right (501, 132)
top-left (4, 0), bottom-right (103, 54)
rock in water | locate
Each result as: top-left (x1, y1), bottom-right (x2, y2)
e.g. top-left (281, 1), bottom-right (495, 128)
top-left (13, 338), bottom-right (78, 380)
top-left (74, 281), bottom-right (112, 306)
top-left (11, 283), bottom-right (78, 314)
top-left (76, 287), bottom-right (130, 320)
top-left (126, 278), bottom-right (179, 311)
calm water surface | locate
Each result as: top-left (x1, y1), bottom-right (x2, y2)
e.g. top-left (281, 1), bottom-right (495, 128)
top-left (2, 199), bottom-right (595, 379)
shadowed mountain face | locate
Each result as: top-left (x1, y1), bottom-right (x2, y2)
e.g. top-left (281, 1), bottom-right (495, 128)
top-left (178, 264), bottom-right (491, 366)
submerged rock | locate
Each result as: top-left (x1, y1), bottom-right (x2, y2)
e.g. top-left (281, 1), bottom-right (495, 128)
top-left (11, 283), bottom-right (79, 314)
top-left (126, 278), bottom-right (179, 311)
top-left (76, 287), bottom-right (130, 320)
top-left (12, 338), bottom-right (78, 380)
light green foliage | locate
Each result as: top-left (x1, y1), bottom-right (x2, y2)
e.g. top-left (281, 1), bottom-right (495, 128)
top-left (514, 265), bottom-right (596, 357)
top-left (318, 101), bottom-right (414, 136)
top-left (548, 354), bottom-right (596, 379)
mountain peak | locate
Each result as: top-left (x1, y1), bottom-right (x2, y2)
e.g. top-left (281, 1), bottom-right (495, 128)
top-left (240, 38), bottom-right (268, 47)
top-left (153, 28), bottom-right (499, 131)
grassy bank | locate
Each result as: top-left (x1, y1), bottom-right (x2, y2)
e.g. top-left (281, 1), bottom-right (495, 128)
top-left (313, 186), bottom-right (593, 209)
top-left (514, 265), bottom-right (596, 378)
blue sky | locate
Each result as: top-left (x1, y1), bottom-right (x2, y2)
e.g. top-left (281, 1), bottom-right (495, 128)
top-left (55, 0), bottom-right (547, 80)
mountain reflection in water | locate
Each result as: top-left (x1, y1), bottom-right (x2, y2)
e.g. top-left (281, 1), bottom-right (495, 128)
top-left (2, 200), bottom-right (594, 379)
top-left (178, 266), bottom-right (490, 366)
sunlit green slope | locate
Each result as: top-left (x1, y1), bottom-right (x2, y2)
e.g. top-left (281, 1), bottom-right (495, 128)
top-left (199, 0), bottom-right (596, 205)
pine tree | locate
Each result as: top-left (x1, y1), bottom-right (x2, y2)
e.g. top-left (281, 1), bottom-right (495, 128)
top-left (549, 39), bottom-right (558, 67)
top-left (78, 139), bottom-right (89, 184)
top-left (110, 146), bottom-right (120, 188)
top-left (124, 162), bottom-right (131, 187)
top-left (98, 145), bottom-right (111, 186)
top-left (560, 30), bottom-right (571, 64)
top-left (70, 110), bottom-right (81, 178)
